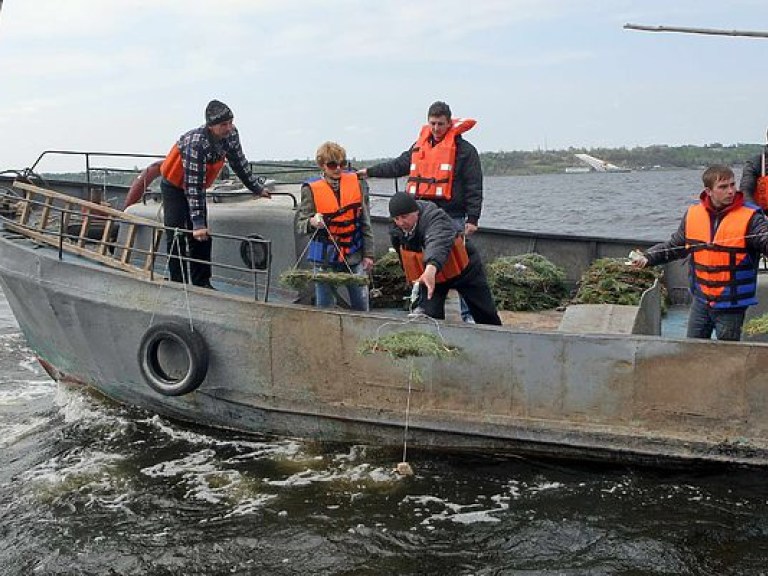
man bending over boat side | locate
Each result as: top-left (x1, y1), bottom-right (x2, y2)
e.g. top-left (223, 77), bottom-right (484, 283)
top-left (296, 142), bottom-right (374, 311)
top-left (388, 191), bottom-right (501, 326)
top-left (159, 99), bottom-right (270, 289)
top-left (358, 101), bottom-right (483, 323)
top-left (631, 164), bottom-right (768, 341)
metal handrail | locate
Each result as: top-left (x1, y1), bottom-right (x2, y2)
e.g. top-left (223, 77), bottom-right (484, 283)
top-left (0, 186), bottom-right (274, 301)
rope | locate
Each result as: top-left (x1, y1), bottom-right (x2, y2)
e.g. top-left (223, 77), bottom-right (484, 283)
top-left (401, 358), bottom-right (415, 465)
top-left (640, 230), bottom-right (768, 260)
top-left (148, 229), bottom-right (194, 332)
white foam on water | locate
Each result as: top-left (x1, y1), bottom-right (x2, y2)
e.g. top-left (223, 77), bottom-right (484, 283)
top-left (19, 448), bottom-right (126, 497)
top-left (265, 461), bottom-right (397, 488)
top-left (0, 416), bottom-right (50, 448)
top-left (142, 414), bottom-right (305, 459)
top-left (140, 448), bottom-right (278, 510)
top-left (141, 448), bottom-right (219, 479)
top-left (0, 379), bottom-right (55, 404)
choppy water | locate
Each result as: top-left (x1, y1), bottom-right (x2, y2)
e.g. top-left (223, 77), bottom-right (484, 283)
top-left (3, 169), bottom-right (768, 575)
top-left (369, 168), bottom-right (705, 241)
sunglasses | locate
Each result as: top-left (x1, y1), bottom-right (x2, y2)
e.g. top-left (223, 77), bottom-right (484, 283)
top-left (325, 160), bottom-right (347, 170)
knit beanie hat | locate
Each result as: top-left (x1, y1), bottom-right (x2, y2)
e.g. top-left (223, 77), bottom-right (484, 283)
top-left (205, 100), bottom-right (234, 126)
top-left (388, 191), bottom-right (419, 217)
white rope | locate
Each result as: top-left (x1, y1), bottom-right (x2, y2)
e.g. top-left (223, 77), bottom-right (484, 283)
top-left (148, 229), bottom-right (194, 332)
top-left (643, 230), bottom-right (768, 260)
top-left (401, 358), bottom-right (414, 464)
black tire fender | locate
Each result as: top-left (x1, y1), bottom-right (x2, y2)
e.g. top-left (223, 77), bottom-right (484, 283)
top-left (138, 322), bottom-right (208, 396)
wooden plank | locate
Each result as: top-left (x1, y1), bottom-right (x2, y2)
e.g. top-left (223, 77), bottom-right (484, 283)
top-left (3, 222), bottom-right (151, 278)
top-left (78, 213), bottom-right (91, 248)
top-left (12, 181), bottom-right (160, 226)
top-left (40, 196), bottom-right (54, 228)
top-left (99, 219), bottom-right (114, 256)
top-left (120, 223), bottom-right (137, 264)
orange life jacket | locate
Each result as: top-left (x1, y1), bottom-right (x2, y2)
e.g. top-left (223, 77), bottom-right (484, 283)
top-left (685, 203), bottom-right (758, 308)
top-left (307, 172), bottom-right (364, 263)
top-left (407, 118), bottom-right (476, 201)
top-left (754, 153), bottom-right (768, 209)
top-left (400, 236), bottom-right (469, 283)
top-left (160, 143), bottom-right (225, 190)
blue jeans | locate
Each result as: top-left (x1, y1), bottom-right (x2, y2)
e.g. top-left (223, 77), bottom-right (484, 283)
top-left (686, 298), bottom-right (745, 341)
top-left (451, 216), bottom-right (474, 322)
top-left (314, 262), bottom-right (369, 312)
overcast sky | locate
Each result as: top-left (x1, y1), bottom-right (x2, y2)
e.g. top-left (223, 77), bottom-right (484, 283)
top-left (2, 0), bottom-right (768, 171)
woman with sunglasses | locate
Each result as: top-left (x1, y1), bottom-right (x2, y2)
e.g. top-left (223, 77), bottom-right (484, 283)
top-left (296, 141), bottom-right (374, 311)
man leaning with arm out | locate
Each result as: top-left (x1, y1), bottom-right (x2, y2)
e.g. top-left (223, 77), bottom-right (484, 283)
top-left (631, 164), bottom-right (768, 341)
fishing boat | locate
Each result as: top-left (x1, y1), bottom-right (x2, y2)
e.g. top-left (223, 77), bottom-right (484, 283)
top-left (1, 151), bottom-right (768, 469)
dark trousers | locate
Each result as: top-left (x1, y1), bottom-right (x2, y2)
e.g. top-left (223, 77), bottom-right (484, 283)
top-left (686, 297), bottom-right (745, 341)
top-left (161, 181), bottom-right (212, 286)
top-left (419, 259), bottom-right (502, 326)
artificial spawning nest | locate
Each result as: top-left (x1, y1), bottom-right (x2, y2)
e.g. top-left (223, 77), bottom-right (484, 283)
top-left (572, 258), bottom-right (664, 306)
top-left (359, 330), bottom-right (461, 359)
top-left (280, 269), bottom-right (369, 291)
top-left (370, 250), bottom-right (407, 309)
top-left (487, 253), bottom-right (569, 311)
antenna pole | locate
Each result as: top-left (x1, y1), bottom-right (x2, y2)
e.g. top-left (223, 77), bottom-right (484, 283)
top-left (624, 23), bottom-right (768, 39)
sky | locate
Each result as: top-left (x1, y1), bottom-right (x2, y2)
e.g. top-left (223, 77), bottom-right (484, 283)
top-left (2, 0), bottom-right (768, 172)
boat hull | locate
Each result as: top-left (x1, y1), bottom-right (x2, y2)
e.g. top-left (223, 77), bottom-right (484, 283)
top-left (2, 233), bottom-right (768, 467)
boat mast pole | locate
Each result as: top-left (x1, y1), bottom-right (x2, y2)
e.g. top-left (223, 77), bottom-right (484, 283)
top-left (624, 23), bottom-right (768, 39)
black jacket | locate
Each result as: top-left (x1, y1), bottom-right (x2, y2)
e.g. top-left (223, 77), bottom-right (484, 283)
top-left (739, 148), bottom-right (768, 204)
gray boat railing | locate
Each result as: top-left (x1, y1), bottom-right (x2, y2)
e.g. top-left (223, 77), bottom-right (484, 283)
top-left (15, 149), bottom-right (313, 208)
top-left (0, 181), bottom-right (274, 302)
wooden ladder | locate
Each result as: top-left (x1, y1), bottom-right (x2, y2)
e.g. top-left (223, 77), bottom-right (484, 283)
top-left (4, 181), bottom-right (164, 278)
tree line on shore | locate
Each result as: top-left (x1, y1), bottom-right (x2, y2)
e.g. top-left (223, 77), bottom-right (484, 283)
top-left (475, 143), bottom-right (764, 176)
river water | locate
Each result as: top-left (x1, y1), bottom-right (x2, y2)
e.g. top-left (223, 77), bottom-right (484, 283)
top-left (3, 169), bottom-right (768, 576)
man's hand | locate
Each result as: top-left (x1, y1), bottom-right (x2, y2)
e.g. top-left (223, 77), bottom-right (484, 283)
top-left (310, 213), bottom-right (325, 228)
top-left (258, 188), bottom-right (271, 199)
top-left (362, 257), bottom-right (374, 272)
top-left (418, 263), bottom-right (438, 299)
top-left (192, 227), bottom-right (210, 241)
top-left (628, 250), bottom-right (648, 268)
top-left (356, 168), bottom-right (368, 179)
top-left (464, 222), bottom-right (478, 236)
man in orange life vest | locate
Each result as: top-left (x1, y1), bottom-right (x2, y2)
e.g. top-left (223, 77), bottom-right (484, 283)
top-left (389, 191), bottom-right (501, 326)
top-left (297, 142), bottom-right (374, 311)
top-left (632, 165), bottom-right (768, 341)
top-left (160, 100), bottom-right (270, 288)
top-left (359, 101), bottom-right (483, 323)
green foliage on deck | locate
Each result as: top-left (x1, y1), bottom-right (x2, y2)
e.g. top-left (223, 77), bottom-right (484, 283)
top-left (572, 258), bottom-right (663, 306)
top-left (744, 314), bottom-right (768, 336)
top-left (487, 254), bottom-right (569, 311)
top-left (359, 330), bottom-right (461, 360)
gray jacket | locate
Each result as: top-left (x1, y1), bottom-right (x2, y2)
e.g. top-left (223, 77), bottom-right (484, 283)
top-left (389, 200), bottom-right (473, 273)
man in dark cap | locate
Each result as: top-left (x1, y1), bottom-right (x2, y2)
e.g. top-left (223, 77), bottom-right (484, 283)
top-left (388, 191), bottom-right (501, 325)
top-left (159, 99), bottom-right (270, 288)
top-left (359, 101), bottom-right (483, 322)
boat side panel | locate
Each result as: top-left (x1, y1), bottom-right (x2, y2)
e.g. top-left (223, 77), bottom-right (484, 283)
top-left (633, 339), bottom-right (748, 435)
